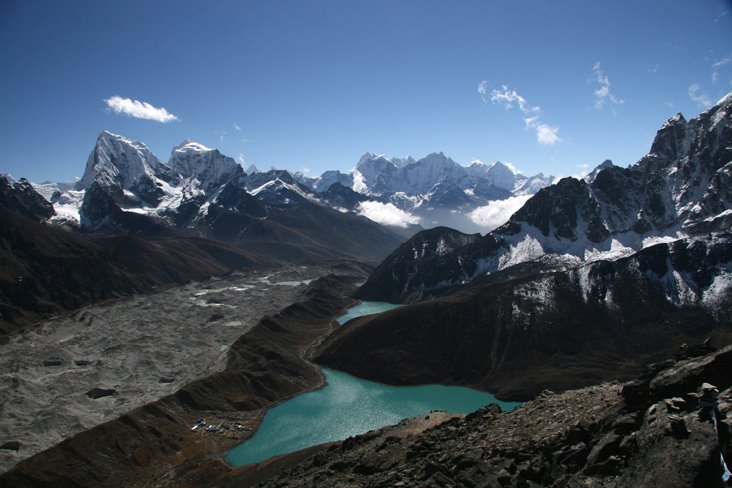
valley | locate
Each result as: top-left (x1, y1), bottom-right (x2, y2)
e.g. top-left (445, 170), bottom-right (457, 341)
top-left (0, 265), bottom-right (331, 474)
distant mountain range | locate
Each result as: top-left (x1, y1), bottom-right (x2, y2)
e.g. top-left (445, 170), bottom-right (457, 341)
top-left (293, 151), bottom-right (558, 233)
top-left (32, 132), bottom-right (563, 238)
top-left (357, 94), bottom-right (732, 303)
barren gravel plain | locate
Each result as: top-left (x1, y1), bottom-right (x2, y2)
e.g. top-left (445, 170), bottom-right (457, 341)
top-left (0, 265), bottom-right (328, 473)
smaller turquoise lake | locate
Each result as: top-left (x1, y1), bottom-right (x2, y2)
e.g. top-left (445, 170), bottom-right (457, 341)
top-left (336, 300), bottom-right (403, 324)
top-left (226, 301), bottom-right (521, 467)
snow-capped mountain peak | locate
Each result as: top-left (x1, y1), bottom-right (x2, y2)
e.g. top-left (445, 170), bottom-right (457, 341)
top-left (168, 139), bottom-right (242, 192)
top-left (76, 130), bottom-right (176, 202)
top-left (171, 139), bottom-right (213, 155)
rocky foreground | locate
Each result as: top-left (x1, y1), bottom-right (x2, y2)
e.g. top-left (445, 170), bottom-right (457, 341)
top-left (213, 345), bottom-right (732, 487)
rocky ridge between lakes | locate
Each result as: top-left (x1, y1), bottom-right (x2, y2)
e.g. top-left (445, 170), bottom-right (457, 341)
top-left (213, 344), bottom-right (732, 488)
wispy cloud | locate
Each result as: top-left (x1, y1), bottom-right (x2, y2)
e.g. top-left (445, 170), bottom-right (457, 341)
top-left (477, 80), bottom-right (490, 103)
top-left (356, 201), bottom-right (420, 228)
top-left (104, 96), bottom-right (178, 123)
top-left (711, 54), bottom-right (732, 84)
top-left (590, 62), bottom-right (624, 111)
top-left (714, 8), bottom-right (727, 22)
top-left (479, 83), bottom-right (561, 146)
top-left (233, 123), bottom-right (242, 132)
top-left (647, 64), bottom-right (660, 74)
top-left (237, 152), bottom-right (246, 165)
top-left (688, 83), bottom-right (712, 108)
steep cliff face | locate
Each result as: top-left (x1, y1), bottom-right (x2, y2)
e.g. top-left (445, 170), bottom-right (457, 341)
top-left (321, 233), bottom-right (732, 400)
top-left (354, 226), bottom-right (501, 302)
top-left (169, 140), bottom-right (243, 193)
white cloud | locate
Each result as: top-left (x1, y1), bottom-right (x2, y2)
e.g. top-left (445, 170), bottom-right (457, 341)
top-left (233, 123), bottom-right (242, 132)
top-left (711, 54), bottom-right (731, 84)
top-left (479, 83), bottom-right (561, 146)
top-left (104, 96), bottom-right (178, 123)
top-left (590, 62), bottom-right (624, 111)
top-left (502, 161), bottom-right (521, 174)
top-left (237, 152), bottom-right (246, 165)
top-left (468, 195), bottom-right (532, 231)
top-left (536, 123), bottom-right (560, 145)
top-left (356, 201), bottom-right (420, 228)
top-left (688, 83), bottom-right (712, 108)
top-left (351, 170), bottom-right (367, 193)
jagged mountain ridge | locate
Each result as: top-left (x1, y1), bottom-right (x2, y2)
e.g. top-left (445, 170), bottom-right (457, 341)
top-left (294, 152), bottom-right (557, 233)
top-left (40, 126), bottom-right (564, 241)
top-left (42, 132), bottom-right (403, 263)
top-left (358, 94), bottom-right (732, 302)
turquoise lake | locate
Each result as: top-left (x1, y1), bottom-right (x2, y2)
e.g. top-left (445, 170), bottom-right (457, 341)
top-left (226, 302), bottom-right (521, 467)
top-left (336, 300), bottom-right (403, 324)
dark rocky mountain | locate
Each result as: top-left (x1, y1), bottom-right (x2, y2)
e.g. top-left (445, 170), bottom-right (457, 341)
top-left (321, 233), bottom-right (732, 400)
top-left (358, 94), bottom-right (732, 303)
top-left (584, 158), bottom-right (615, 182)
top-left (0, 176), bottom-right (55, 222)
top-left (0, 206), bottom-right (280, 340)
top-left (80, 181), bottom-right (170, 235)
top-left (316, 182), bottom-right (369, 211)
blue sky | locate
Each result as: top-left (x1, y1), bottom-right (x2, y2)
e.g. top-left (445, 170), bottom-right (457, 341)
top-left (1, 0), bottom-right (731, 183)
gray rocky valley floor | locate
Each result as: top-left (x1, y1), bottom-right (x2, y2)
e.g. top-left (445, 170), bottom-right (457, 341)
top-left (0, 265), bottom-right (330, 473)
